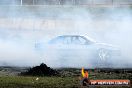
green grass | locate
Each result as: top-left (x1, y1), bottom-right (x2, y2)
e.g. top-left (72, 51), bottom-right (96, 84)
top-left (0, 76), bottom-right (81, 88)
top-left (0, 67), bottom-right (131, 88)
top-left (0, 76), bottom-right (130, 88)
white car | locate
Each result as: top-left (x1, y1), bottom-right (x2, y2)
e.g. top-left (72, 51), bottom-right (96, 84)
top-left (36, 35), bottom-right (120, 68)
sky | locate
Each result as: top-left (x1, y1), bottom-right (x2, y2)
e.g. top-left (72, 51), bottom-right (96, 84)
top-left (0, 5), bottom-right (132, 68)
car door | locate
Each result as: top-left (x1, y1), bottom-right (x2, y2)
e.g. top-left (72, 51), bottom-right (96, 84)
top-left (56, 36), bottom-right (97, 67)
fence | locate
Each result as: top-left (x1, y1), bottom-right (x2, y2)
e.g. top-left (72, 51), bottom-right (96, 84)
top-left (0, 0), bottom-right (132, 6)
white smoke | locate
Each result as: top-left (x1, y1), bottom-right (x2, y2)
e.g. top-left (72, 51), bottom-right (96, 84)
top-left (0, 4), bottom-right (132, 68)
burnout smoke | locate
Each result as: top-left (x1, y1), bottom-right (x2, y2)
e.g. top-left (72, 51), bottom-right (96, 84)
top-left (0, 1), bottom-right (131, 68)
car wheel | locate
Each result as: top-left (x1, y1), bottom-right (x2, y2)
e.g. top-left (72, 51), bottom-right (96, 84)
top-left (98, 48), bottom-right (111, 61)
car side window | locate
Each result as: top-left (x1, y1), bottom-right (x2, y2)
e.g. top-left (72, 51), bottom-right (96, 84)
top-left (49, 37), bottom-right (64, 44)
top-left (71, 37), bottom-right (80, 44)
top-left (78, 37), bottom-right (88, 44)
top-left (50, 36), bottom-right (91, 45)
top-left (71, 36), bottom-right (90, 45)
top-left (63, 37), bottom-right (71, 44)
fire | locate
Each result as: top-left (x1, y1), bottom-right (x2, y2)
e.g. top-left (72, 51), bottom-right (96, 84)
top-left (81, 67), bottom-right (89, 78)
top-left (80, 68), bottom-right (130, 87)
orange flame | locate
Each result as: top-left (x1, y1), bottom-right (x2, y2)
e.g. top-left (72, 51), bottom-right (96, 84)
top-left (81, 67), bottom-right (89, 78)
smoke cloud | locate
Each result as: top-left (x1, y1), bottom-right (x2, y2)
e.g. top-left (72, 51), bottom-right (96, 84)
top-left (0, 3), bottom-right (132, 68)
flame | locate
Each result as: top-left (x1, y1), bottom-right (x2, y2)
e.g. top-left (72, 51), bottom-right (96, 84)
top-left (81, 67), bottom-right (89, 78)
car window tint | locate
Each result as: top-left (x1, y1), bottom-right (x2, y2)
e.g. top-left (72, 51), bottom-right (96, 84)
top-left (78, 36), bottom-right (88, 44)
top-left (64, 37), bottom-right (71, 44)
top-left (71, 36), bottom-right (90, 45)
top-left (50, 36), bottom-right (64, 44)
top-left (70, 36), bottom-right (81, 44)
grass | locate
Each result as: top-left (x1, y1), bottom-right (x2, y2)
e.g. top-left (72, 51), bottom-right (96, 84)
top-left (0, 76), bottom-right (81, 88)
top-left (0, 75), bottom-right (131, 88)
top-left (0, 67), bottom-right (131, 88)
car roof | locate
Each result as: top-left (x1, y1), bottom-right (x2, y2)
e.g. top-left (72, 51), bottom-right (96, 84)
top-left (57, 35), bottom-right (85, 38)
top-left (57, 35), bottom-right (96, 42)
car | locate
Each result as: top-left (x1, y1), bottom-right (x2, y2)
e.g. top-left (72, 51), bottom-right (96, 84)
top-left (35, 35), bottom-right (120, 68)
